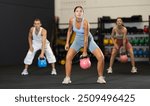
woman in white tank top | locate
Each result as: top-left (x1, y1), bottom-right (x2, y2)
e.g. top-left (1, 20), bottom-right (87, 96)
top-left (107, 17), bottom-right (137, 74)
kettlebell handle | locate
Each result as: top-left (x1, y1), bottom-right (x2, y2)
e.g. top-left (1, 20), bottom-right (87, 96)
top-left (120, 46), bottom-right (126, 55)
top-left (38, 56), bottom-right (46, 60)
top-left (80, 55), bottom-right (89, 59)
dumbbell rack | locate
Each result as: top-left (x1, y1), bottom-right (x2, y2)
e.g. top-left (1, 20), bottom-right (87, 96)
top-left (98, 16), bottom-right (150, 62)
top-left (148, 15), bottom-right (150, 63)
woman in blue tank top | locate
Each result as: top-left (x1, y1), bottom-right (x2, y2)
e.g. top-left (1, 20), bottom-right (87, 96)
top-left (62, 6), bottom-right (106, 84)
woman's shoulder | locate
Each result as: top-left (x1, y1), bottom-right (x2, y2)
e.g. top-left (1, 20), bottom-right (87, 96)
top-left (113, 26), bottom-right (117, 30)
top-left (83, 18), bottom-right (89, 26)
top-left (123, 26), bottom-right (127, 30)
top-left (68, 17), bottom-right (74, 24)
top-left (83, 18), bottom-right (88, 23)
top-left (69, 17), bottom-right (74, 21)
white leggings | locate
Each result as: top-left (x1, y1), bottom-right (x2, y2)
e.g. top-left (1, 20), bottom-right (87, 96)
top-left (24, 42), bottom-right (56, 65)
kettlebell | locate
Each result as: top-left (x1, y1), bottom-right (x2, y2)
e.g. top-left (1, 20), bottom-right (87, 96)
top-left (139, 38), bottom-right (145, 45)
top-left (80, 55), bottom-right (91, 70)
top-left (38, 57), bottom-right (47, 68)
top-left (138, 48), bottom-right (143, 57)
top-left (143, 25), bottom-right (149, 33)
top-left (144, 37), bottom-right (149, 45)
top-left (133, 38), bottom-right (139, 45)
top-left (109, 38), bottom-right (113, 45)
top-left (133, 48), bottom-right (138, 57)
top-left (144, 48), bottom-right (149, 57)
top-left (60, 59), bottom-right (65, 65)
top-left (120, 54), bottom-right (128, 63)
top-left (129, 38), bottom-right (133, 45)
top-left (103, 38), bottom-right (109, 45)
top-left (119, 46), bottom-right (128, 63)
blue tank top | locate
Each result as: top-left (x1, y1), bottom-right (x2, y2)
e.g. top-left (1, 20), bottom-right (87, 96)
top-left (72, 17), bottom-right (84, 36)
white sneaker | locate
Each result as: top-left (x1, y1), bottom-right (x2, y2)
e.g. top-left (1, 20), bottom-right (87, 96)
top-left (51, 69), bottom-right (57, 75)
top-left (107, 67), bottom-right (113, 74)
top-left (131, 67), bottom-right (137, 73)
top-left (21, 69), bottom-right (28, 75)
top-left (62, 77), bottom-right (71, 84)
top-left (97, 76), bottom-right (106, 84)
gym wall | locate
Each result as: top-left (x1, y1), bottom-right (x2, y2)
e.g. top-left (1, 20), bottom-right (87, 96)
top-left (55, 0), bottom-right (150, 28)
top-left (0, 0), bottom-right (54, 65)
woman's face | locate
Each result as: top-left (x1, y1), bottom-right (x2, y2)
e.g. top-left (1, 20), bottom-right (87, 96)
top-left (116, 18), bottom-right (123, 26)
top-left (74, 7), bottom-right (84, 19)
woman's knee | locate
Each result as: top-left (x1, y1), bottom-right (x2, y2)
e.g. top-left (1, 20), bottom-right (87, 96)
top-left (66, 53), bottom-right (72, 61)
top-left (111, 49), bottom-right (118, 56)
top-left (99, 53), bottom-right (104, 61)
top-left (94, 50), bottom-right (104, 61)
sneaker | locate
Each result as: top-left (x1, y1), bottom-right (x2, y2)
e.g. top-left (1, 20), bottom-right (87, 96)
top-left (131, 67), bottom-right (137, 73)
top-left (107, 67), bottom-right (113, 74)
top-left (62, 77), bottom-right (71, 84)
top-left (97, 76), bottom-right (106, 84)
top-left (21, 69), bottom-right (28, 75)
top-left (51, 69), bottom-right (57, 75)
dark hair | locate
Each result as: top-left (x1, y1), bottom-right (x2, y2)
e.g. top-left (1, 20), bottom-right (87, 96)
top-left (34, 18), bottom-right (41, 22)
top-left (74, 6), bottom-right (84, 12)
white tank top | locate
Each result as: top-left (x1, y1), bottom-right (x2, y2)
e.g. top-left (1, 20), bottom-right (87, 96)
top-left (32, 27), bottom-right (49, 44)
top-left (115, 33), bottom-right (124, 39)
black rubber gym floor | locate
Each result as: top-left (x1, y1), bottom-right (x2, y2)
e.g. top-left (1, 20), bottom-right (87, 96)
top-left (0, 62), bottom-right (150, 89)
